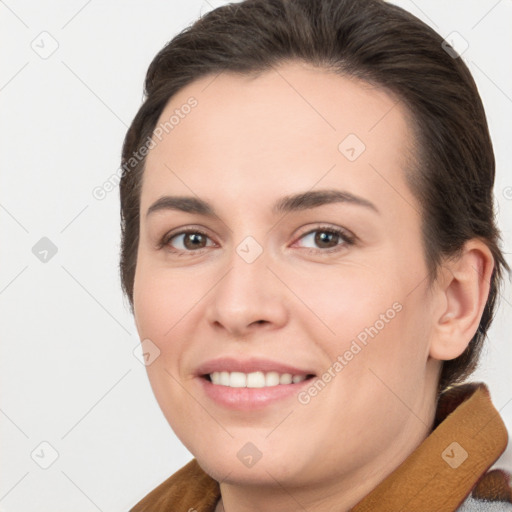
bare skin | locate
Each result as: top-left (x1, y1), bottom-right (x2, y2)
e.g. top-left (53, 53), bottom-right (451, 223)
top-left (133, 61), bottom-right (494, 512)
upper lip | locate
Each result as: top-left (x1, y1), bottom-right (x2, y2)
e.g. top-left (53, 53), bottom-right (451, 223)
top-left (195, 357), bottom-right (315, 377)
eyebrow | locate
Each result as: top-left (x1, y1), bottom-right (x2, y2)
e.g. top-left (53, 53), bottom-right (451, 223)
top-left (146, 189), bottom-right (379, 218)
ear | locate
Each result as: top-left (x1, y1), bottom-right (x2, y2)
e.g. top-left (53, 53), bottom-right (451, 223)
top-left (429, 239), bottom-right (495, 361)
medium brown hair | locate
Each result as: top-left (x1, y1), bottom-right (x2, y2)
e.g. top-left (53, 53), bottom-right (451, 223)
top-left (119, 0), bottom-right (510, 392)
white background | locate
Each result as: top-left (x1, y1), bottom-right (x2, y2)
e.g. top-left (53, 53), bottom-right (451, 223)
top-left (1, 1), bottom-right (511, 510)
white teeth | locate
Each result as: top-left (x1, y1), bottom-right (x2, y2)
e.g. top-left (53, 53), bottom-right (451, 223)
top-left (279, 373), bottom-right (293, 385)
top-left (208, 371), bottom-right (308, 388)
top-left (230, 371), bottom-right (246, 388)
top-left (246, 371), bottom-right (266, 388)
top-left (219, 371), bottom-right (230, 386)
top-left (265, 371), bottom-right (280, 387)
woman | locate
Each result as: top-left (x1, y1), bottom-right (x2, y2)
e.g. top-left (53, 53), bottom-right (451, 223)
top-left (120, 0), bottom-right (511, 510)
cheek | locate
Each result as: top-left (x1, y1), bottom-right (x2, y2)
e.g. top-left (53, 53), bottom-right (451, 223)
top-left (133, 262), bottom-right (195, 340)
top-left (132, 266), bottom-right (198, 427)
top-left (132, 264), bottom-right (197, 402)
top-left (292, 266), bottom-right (399, 342)
top-left (299, 263), bottom-right (429, 374)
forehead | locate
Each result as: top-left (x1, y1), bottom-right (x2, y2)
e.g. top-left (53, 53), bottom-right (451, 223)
top-left (141, 61), bottom-right (417, 217)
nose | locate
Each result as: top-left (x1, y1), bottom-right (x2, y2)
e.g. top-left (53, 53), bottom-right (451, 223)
top-left (204, 243), bottom-right (289, 338)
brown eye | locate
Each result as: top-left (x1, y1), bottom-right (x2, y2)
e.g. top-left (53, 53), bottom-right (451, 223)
top-left (165, 230), bottom-right (214, 252)
top-left (313, 231), bottom-right (340, 249)
top-left (296, 227), bottom-right (354, 252)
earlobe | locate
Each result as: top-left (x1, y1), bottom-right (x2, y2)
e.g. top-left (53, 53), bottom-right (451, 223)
top-left (429, 240), bottom-right (494, 361)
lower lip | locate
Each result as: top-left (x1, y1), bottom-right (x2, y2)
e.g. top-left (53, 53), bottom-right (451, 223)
top-left (198, 377), bottom-right (313, 410)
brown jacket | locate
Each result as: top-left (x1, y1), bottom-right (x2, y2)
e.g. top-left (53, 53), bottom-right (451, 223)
top-left (130, 382), bottom-right (512, 511)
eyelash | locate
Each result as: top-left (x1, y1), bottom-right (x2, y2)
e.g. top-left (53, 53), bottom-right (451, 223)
top-left (158, 225), bottom-right (356, 256)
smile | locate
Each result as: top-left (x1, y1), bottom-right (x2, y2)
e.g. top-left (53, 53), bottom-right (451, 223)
top-left (196, 357), bottom-right (316, 410)
top-left (207, 371), bottom-right (310, 388)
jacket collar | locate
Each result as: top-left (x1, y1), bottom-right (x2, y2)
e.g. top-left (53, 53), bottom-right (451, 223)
top-left (351, 382), bottom-right (508, 511)
top-left (130, 382), bottom-right (509, 512)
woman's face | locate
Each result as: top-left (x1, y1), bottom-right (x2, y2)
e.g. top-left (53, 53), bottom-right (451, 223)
top-left (133, 61), bottom-right (443, 491)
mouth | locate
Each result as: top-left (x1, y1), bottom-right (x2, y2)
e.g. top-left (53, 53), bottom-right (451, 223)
top-left (202, 371), bottom-right (315, 388)
top-left (195, 357), bottom-right (316, 410)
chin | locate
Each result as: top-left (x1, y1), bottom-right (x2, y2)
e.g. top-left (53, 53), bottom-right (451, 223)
top-left (198, 457), bottom-right (291, 487)
top-left (192, 442), bottom-right (308, 487)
